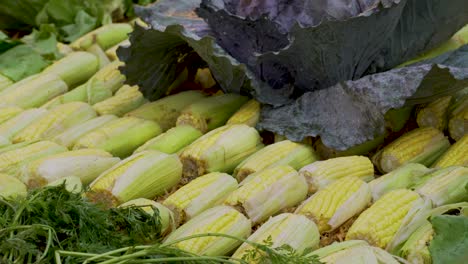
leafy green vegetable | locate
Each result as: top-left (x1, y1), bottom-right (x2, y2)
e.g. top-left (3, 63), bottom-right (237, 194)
top-left (429, 215), bottom-right (468, 264)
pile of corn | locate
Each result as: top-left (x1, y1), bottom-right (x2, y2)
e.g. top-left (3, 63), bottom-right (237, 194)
top-left (0, 23), bottom-right (467, 264)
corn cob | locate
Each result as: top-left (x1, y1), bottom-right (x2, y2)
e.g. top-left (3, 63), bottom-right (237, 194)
top-left (52, 115), bottom-right (118, 149)
top-left (295, 176), bottom-right (371, 233)
top-left (433, 134), bottom-right (467, 168)
top-left (119, 198), bottom-right (176, 236)
top-left (299, 156), bottom-right (374, 193)
top-left (73, 117), bottom-right (161, 158)
top-left (86, 43), bottom-right (111, 69)
top-left (134, 125), bottom-right (203, 154)
top-left (126, 91), bottom-right (206, 131)
top-left (0, 74), bottom-right (13, 91)
top-left (92, 85), bottom-right (145, 116)
top-left (0, 173), bottom-right (27, 198)
top-left (317, 243), bottom-right (401, 264)
top-left (0, 141), bottom-right (67, 177)
top-left (105, 39), bottom-right (130, 61)
top-left (0, 137), bottom-right (10, 148)
top-left (369, 163), bottom-right (430, 201)
top-left (42, 61), bottom-right (125, 108)
top-left (232, 213), bottom-right (320, 261)
top-left (163, 172), bottom-right (238, 224)
top-left (43, 52), bottom-right (99, 87)
top-left (414, 166), bottom-right (468, 207)
top-left (0, 106), bottom-right (23, 124)
top-left (21, 149), bottom-right (120, 187)
top-left (226, 99), bottom-right (261, 127)
top-left (179, 124), bottom-right (264, 179)
top-left (233, 140), bottom-right (319, 181)
top-left (56, 43), bottom-right (73, 56)
top-left (70, 23), bottom-right (133, 51)
top-left (375, 127), bottom-right (450, 173)
top-left (224, 165), bottom-right (307, 224)
top-left (0, 141), bottom-right (37, 155)
top-left (163, 205), bottom-right (251, 256)
top-left (0, 73), bottom-right (68, 108)
top-left (47, 176), bottom-right (83, 193)
top-left (0, 109), bottom-right (48, 140)
top-left (176, 93), bottom-right (249, 133)
top-left (448, 103), bottom-right (467, 141)
top-left (346, 189), bottom-right (426, 249)
top-left (89, 150), bottom-right (182, 205)
top-left (13, 102), bottom-right (97, 143)
top-left (315, 135), bottom-right (385, 159)
top-left (400, 222), bottom-right (433, 264)
top-left (416, 96), bottom-right (452, 131)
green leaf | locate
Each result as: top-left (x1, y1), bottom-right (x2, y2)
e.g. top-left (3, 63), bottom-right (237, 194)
top-left (21, 24), bottom-right (61, 59)
top-left (0, 45), bottom-right (49, 82)
top-left (0, 31), bottom-right (20, 54)
top-left (429, 215), bottom-right (468, 264)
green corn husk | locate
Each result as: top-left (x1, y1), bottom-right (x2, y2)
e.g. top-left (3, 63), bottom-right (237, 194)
top-left (399, 222), bottom-right (433, 264)
top-left (70, 23), bottom-right (133, 51)
top-left (105, 39), bottom-right (130, 61)
top-left (89, 150), bottom-right (182, 205)
top-left (86, 43), bottom-right (111, 69)
top-left (73, 117), bottom-right (162, 158)
top-left (56, 43), bottom-right (73, 56)
top-left (176, 93), bottom-right (249, 133)
top-left (42, 52), bottom-right (99, 87)
top-left (52, 115), bottom-right (118, 149)
top-left (232, 213), bottom-right (320, 262)
top-left (163, 172), bottom-right (238, 224)
top-left (13, 102), bottom-right (97, 143)
top-left (21, 149), bottom-right (120, 187)
top-left (233, 140), bottom-right (319, 181)
top-left (47, 176), bottom-right (83, 193)
top-left (163, 205), bottom-right (252, 256)
top-left (179, 124), bottom-right (264, 179)
top-left (92, 85), bottom-right (145, 116)
top-left (0, 73), bottom-right (13, 91)
top-left (375, 127), bottom-right (451, 173)
top-left (0, 141), bottom-right (67, 177)
top-left (119, 198), bottom-right (176, 236)
top-left (134, 125), bottom-right (203, 154)
top-left (414, 166), bottom-right (468, 207)
top-left (0, 106), bottom-right (23, 124)
top-left (0, 109), bottom-right (48, 140)
top-left (433, 135), bottom-right (468, 168)
top-left (0, 73), bottom-right (68, 108)
top-left (0, 173), bottom-right (27, 198)
top-left (416, 96), bottom-right (452, 131)
top-left (448, 103), bottom-right (467, 141)
top-left (42, 61), bottom-right (126, 108)
top-left (369, 163), bottom-right (430, 201)
top-left (126, 91), bottom-right (206, 131)
top-left (0, 141), bottom-right (38, 155)
top-left (385, 106), bottom-right (414, 132)
top-left (315, 135), bottom-right (386, 159)
top-left (224, 165), bottom-right (308, 224)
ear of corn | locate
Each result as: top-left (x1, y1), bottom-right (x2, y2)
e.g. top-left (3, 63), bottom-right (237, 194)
top-left (369, 163), bottom-right (430, 201)
top-left (433, 135), bottom-right (467, 168)
top-left (105, 39), bottom-right (130, 61)
top-left (52, 115), bottom-right (118, 149)
top-left (232, 213), bottom-right (320, 261)
top-left (414, 166), bottom-right (468, 207)
top-left (56, 43), bottom-right (73, 56)
top-left (319, 244), bottom-right (401, 264)
top-left (226, 99), bottom-right (261, 127)
top-left (13, 102), bottom-right (97, 143)
top-left (70, 23), bottom-right (133, 51)
top-left (346, 189), bottom-right (427, 249)
top-left (376, 127), bottom-right (450, 173)
top-left (73, 117), bottom-right (161, 158)
top-left (126, 90), bottom-right (206, 131)
top-left (448, 107), bottom-right (467, 141)
top-left (299, 156), bottom-right (374, 193)
top-left (400, 222), bottom-right (433, 264)
top-left (0, 141), bottom-right (38, 155)
top-left (163, 205), bottom-right (251, 256)
top-left (0, 136), bottom-right (11, 148)
top-left (0, 73), bottom-right (68, 108)
top-left (92, 85), bottom-right (145, 116)
top-left (416, 96), bottom-right (452, 130)
top-left (295, 176), bottom-right (372, 233)
top-left (134, 125), bottom-right (203, 154)
top-left (224, 165), bottom-right (308, 224)
top-left (176, 93), bottom-right (249, 133)
top-left (0, 141), bottom-right (67, 177)
top-left (119, 198), bottom-right (176, 236)
top-left (180, 124), bottom-right (264, 179)
top-left (89, 150), bottom-right (182, 205)
top-left (163, 172), bottom-right (238, 224)
top-left (0, 106), bottom-right (23, 124)
top-left (43, 52), bottom-right (99, 87)
top-left (86, 43), bottom-right (111, 69)
top-left (0, 109), bottom-right (48, 140)
top-left (0, 173), bottom-right (27, 198)
top-left (385, 106), bottom-right (414, 132)
top-left (0, 74), bottom-right (13, 91)
top-left (315, 135), bottom-right (385, 159)
top-left (21, 149), bottom-right (120, 187)
top-left (47, 176), bottom-right (83, 193)
top-left (233, 140), bottom-right (319, 182)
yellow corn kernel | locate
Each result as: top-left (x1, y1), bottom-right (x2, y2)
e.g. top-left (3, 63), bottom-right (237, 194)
top-left (416, 96), bottom-right (452, 130)
top-left (226, 99), bottom-right (261, 127)
top-left (233, 140), bottom-right (319, 181)
top-left (92, 85), bottom-right (145, 116)
top-left (433, 134), bottom-right (467, 168)
top-left (134, 125), bottom-right (203, 154)
top-left (163, 172), bottom-right (238, 224)
top-left (300, 156), bottom-right (374, 193)
top-left (295, 176), bottom-right (372, 233)
top-left (224, 165), bottom-right (308, 224)
top-left (400, 222), bottom-right (433, 264)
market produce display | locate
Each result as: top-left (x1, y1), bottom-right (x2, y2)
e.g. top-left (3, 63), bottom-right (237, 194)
top-left (0, 0), bottom-right (467, 263)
